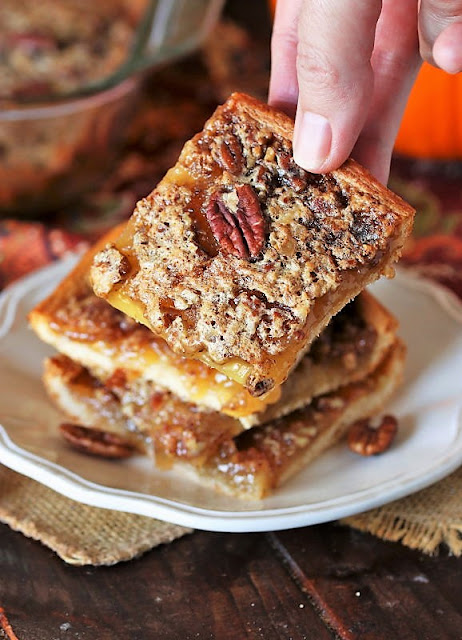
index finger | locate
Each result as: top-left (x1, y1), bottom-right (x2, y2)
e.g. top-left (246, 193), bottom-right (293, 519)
top-left (269, 0), bottom-right (304, 117)
top-left (293, 0), bottom-right (382, 173)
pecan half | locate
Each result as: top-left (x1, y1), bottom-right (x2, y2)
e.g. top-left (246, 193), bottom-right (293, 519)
top-left (60, 423), bottom-right (136, 459)
top-left (205, 184), bottom-right (265, 260)
top-left (215, 135), bottom-right (244, 175)
top-left (347, 415), bottom-right (398, 456)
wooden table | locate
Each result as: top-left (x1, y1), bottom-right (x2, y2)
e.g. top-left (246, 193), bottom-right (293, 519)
top-left (1, 521), bottom-right (462, 639)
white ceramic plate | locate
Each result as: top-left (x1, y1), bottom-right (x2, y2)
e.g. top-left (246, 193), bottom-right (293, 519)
top-left (1, 257), bottom-right (462, 532)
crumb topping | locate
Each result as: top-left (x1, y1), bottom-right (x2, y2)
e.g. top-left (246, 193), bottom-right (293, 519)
top-left (92, 245), bottom-right (130, 298)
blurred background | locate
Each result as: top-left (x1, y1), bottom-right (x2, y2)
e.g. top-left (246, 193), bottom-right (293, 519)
top-left (0, 0), bottom-right (228, 217)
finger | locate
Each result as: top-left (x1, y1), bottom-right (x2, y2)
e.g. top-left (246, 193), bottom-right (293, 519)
top-left (419, 0), bottom-right (462, 70)
top-left (352, 0), bottom-right (421, 183)
top-left (268, 0), bottom-right (304, 117)
top-left (433, 21), bottom-right (462, 73)
top-left (293, 0), bottom-right (382, 174)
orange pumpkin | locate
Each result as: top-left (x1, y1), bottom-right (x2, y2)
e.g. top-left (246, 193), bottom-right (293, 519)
top-left (395, 63), bottom-right (462, 160)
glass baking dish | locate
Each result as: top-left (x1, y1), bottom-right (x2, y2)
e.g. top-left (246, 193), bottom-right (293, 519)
top-left (0, 0), bottom-right (224, 215)
top-left (0, 78), bottom-right (139, 215)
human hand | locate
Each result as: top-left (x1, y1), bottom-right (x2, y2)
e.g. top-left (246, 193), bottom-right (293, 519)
top-left (269, 0), bottom-right (462, 184)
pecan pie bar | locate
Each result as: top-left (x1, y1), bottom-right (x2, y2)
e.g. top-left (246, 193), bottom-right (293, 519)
top-left (89, 93), bottom-right (414, 396)
top-left (30, 232), bottom-right (398, 433)
top-left (42, 341), bottom-right (405, 499)
top-left (31, 237), bottom-right (405, 497)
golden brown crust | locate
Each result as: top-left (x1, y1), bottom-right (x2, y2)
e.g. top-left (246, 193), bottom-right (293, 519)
top-left (30, 229), bottom-right (282, 417)
top-left (206, 339), bottom-right (405, 498)
top-left (45, 293), bottom-right (395, 464)
top-left (90, 93), bottom-right (414, 393)
top-left (44, 354), bottom-right (244, 465)
top-left (43, 341), bottom-right (405, 500)
top-left (43, 355), bottom-right (147, 453)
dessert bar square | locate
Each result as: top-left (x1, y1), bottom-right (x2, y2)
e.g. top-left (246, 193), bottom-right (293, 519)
top-left (30, 235), bottom-right (398, 431)
top-left (89, 93), bottom-right (414, 396)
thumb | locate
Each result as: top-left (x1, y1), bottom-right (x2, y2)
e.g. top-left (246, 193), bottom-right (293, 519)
top-left (419, 0), bottom-right (462, 73)
top-left (293, 0), bottom-right (382, 173)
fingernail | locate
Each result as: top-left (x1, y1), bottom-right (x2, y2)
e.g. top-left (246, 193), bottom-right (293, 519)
top-left (293, 110), bottom-right (332, 171)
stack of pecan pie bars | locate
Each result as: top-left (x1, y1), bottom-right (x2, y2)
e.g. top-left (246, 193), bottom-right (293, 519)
top-left (30, 94), bottom-right (414, 499)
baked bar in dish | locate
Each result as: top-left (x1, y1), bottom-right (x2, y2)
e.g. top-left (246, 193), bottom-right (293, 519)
top-left (0, 0), bottom-right (145, 100)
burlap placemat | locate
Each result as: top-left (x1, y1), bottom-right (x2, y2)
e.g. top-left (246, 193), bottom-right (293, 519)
top-left (0, 465), bottom-right (191, 565)
top-left (1, 458), bottom-right (461, 563)
top-left (342, 467), bottom-right (462, 555)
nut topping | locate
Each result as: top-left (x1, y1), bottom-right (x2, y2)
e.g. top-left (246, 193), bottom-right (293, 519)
top-left (205, 184), bottom-right (265, 260)
top-left (347, 415), bottom-right (398, 456)
top-left (276, 150), bottom-right (308, 192)
top-left (60, 423), bottom-right (136, 459)
top-left (216, 136), bottom-right (244, 175)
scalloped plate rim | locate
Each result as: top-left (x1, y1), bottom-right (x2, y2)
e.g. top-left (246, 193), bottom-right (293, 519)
top-left (0, 257), bottom-right (461, 532)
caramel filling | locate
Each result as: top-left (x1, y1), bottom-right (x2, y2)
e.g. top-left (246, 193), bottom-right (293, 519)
top-left (104, 258), bottom-right (384, 394)
top-left (48, 290), bottom-right (282, 418)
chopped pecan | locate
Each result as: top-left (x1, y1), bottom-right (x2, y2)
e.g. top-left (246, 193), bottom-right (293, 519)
top-left (248, 376), bottom-right (274, 397)
top-left (151, 391), bottom-right (166, 411)
top-left (205, 184), bottom-right (266, 260)
top-left (59, 423), bottom-right (136, 459)
top-left (216, 135), bottom-right (244, 174)
top-left (91, 245), bottom-right (130, 297)
top-left (276, 150), bottom-right (308, 192)
top-left (105, 368), bottom-right (128, 392)
top-left (347, 415), bottom-right (398, 456)
top-left (351, 211), bottom-right (380, 244)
